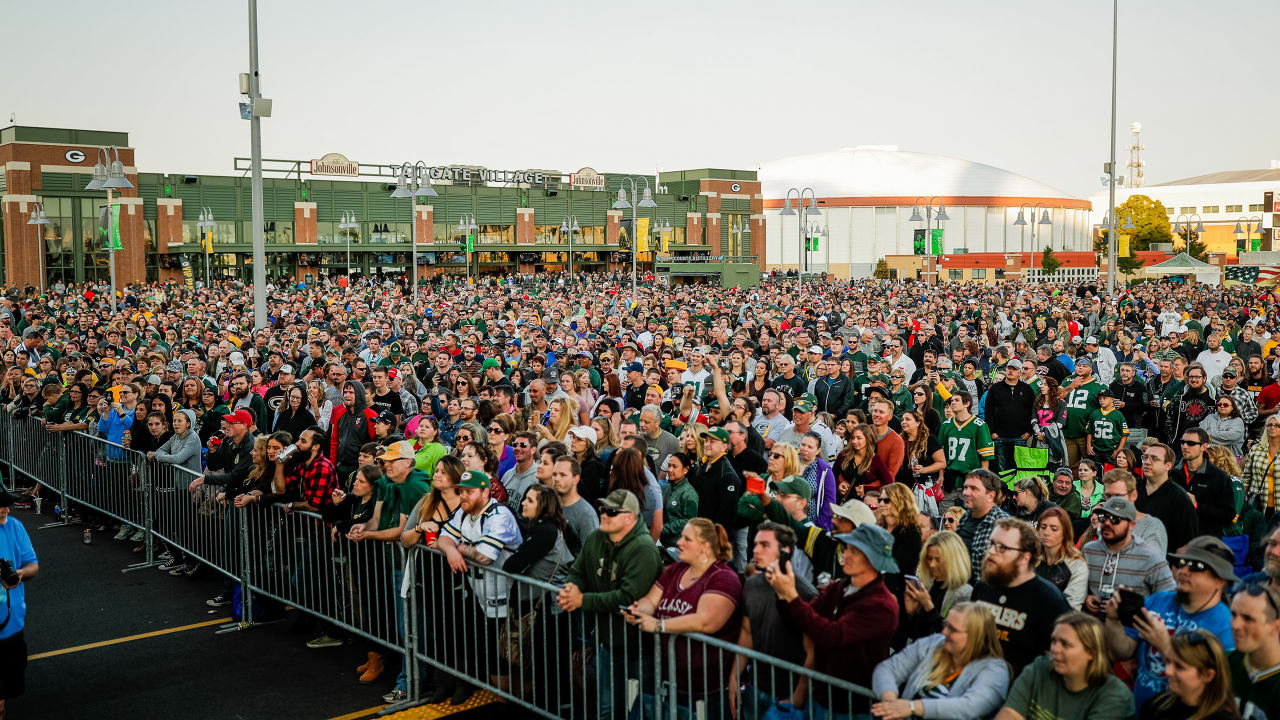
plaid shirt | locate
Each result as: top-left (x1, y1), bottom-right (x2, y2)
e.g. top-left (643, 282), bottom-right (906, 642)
top-left (959, 504), bottom-right (1010, 584)
top-left (1220, 384), bottom-right (1258, 425)
top-left (1240, 439), bottom-right (1280, 511)
top-left (291, 453), bottom-right (338, 509)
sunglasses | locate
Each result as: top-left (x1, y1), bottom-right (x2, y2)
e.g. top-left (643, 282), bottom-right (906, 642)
top-left (1180, 439), bottom-right (1204, 446)
top-left (1096, 513), bottom-right (1127, 525)
top-left (1171, 557), bottom-right (1209, 572)
top-left (599, 508), bottom-right (627, 518)
top-left (943, 517), bottom-right (957, 525)
top-left (457, 435), bottom-right (472, 442)
top-left (769, 452), bottom-right (784, 459)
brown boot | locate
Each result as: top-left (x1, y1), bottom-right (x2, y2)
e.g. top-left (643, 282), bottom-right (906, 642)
top-left (358, 653), bottom-right (384, 684)
top-left (356, 650), bottom-right (376, 674)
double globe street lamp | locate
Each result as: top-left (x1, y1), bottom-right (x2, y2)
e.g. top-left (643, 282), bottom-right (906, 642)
top-left (390, 161), bottom-right (438, 299)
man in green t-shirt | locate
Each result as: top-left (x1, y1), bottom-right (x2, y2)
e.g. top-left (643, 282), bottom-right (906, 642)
top-left (1061, 359), bottom-right (1105, 472)
top-left (1086, 387), bottom-right (1129, 464)
top-left (1227, 584), bottom-right (1280, 720)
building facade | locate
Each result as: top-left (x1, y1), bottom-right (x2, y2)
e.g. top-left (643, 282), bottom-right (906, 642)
top-left (0, 125), bottom-right (762, 289)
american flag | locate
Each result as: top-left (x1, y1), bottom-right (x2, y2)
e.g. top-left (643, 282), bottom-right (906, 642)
top-left (1224, 265), bottom-right (1280, 286)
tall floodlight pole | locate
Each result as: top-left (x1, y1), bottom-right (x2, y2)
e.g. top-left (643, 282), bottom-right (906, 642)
top-left (246, 0), bottom-right (269, 329)
top-left (1106, 0), bottom-right (1119, 294)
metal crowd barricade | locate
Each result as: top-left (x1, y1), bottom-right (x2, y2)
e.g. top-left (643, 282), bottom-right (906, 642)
top-left (0, 410), bottom-right (12, 489)
top-left (0, 412), bottom-right (878, 719)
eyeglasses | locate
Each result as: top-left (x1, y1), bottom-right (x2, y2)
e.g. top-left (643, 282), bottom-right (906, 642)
top-left (943, 517), bottom-right (957, 525)
top-left (488, 426), bottom-right (505, 434)
top-left (1096, 513), bottom-right (1127, 525)
top-left (512, 443), bottom-right (531, 449)
top-left (1267, 422), bottom-right (1280, 429)
top-left (1056, 467), bottom-right (1073, 476)
top-left (1171, 557), bottom-right (1209, 572)
top-left (987, 541), bottom-right (1024, 556)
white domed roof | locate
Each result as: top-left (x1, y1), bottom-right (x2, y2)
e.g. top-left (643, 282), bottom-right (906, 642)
top-left (760, 146), bottom-right (1077, 201)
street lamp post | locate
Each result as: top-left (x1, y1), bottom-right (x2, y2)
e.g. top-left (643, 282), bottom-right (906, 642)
top-left (611, 176), bottom-right (658, 307)
top-left (1096, 209), bottom-right (1134, 282)
top-left (560, 215), bottom-right (581, 281)
top-left (1234, 215), bottom-right (1264, 253)
top-left (390, 161), bottom-right (439, 300)
top-left (1172, 214), bottom-right (1206, 256)
top-left (909, 197), bottom-right (949, 284)
top-left (1105, 0), bottom-right (1120, 294)
top-left (196, 207), bottom-right (216, 286)
top-left (338, 211), bottom-right (358, 276)
top-left (457, 212), bottom-right (478, 282)
top-left (25, 202), bottom-right (49, 292)
top-left (1013, 203), bottom-right (1054, 272)
top-left (83, 145), bottom-right (133, 313)
top-left (780, 187), bottom-right (821, 297)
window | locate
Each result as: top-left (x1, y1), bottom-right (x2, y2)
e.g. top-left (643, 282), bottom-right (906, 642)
top-left (1250, 204), bottom-right (1264, 212)
top-left (971, 268), bottom-right (986, 279)
top-left (1179, 206), bottom-right (1196, 214)
top-left (1225, 205), bottom-right (1242, 213)
top-left (1202, 206), bottom-right (1220, 214)
top-left (238, 220), bottom-right (295, 244)
top-left (995, 268), bottom-right (1005, 279)
top-left (948, 269), bottom-right (963, 280)
top-left (1165, 208), bottom-right (1174, 214)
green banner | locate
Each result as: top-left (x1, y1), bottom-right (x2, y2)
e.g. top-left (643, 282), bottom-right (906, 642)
top-left (466, 233), bottom-right (475, 253)
top-left (1253, 238), bottom-right (1262, 252)
top-left (111, 204), bottom-right (123, 250)
top-left (931, 228), bottom-right (943, 255)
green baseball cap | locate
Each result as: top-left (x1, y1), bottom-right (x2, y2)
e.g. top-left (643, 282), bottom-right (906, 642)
top-left (599, 489), bottom-right (641, 515)
top-left (793, 394), bottom-right (816, 413)
top-left (699, 426), bottom-right (730, 443)
top-left (481, 358), bottom-right (500, 370)
top-left (771, 475), bottom-right (812, 500)
top-left (457, 470), bottom-right (491, 489)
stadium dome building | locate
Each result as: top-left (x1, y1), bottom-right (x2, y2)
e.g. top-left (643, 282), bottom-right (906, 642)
top-left (760, 146), bottom-right (1093, 279)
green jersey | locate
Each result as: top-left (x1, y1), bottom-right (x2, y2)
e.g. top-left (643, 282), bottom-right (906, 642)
top-left (1087, 408), bottom-right (1128, 453)
top-left (939, 415), bottom-right (995, 472)
top-left (846, 351), bottom-right (870, 377)
top-left (1062, 380), bottom-right (1105, 438)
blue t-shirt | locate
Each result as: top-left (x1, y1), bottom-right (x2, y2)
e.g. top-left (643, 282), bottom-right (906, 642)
top-left (0, 516), bottom-right (38, 639)
top-left (1126, 590), bottom-right (1234, 709)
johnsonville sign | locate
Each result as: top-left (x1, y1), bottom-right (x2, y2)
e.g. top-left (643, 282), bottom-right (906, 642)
top-left (570, 167), bottom-right (606, 190)
top-left (310, 153), bottom-right (359, 177)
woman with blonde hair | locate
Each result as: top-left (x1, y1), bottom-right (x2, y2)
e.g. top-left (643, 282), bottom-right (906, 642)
top-left (995, 612), bottom-right (1134, 720)
top-left (872, 602), bottom-right (1010, 720)
top-left (591, 415), bottom-right (619, 457)
top-left (878, 483), bottom-right (923, 581)
top-left (900, 530), bottom-right (974, 643)
top-left (765, 442), bottom-right (801, 487)
top-left (679, 421), bottom-right (707, 459)
top-left (1139, 629), bottom-right (1239, 720)
top-left (534, 395), bottom-right (576, 444)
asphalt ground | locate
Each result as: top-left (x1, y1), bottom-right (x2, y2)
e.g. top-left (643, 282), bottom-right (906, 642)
top-left (10, 510), bottom-right (529, 720)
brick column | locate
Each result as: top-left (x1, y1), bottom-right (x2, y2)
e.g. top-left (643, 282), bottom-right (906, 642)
top-left (750, 214), bottom-right (765, 271)
top-left (705, 213), bottom-right (721, 254)
top-left (686, 212), bottom-right (702, 246)
top-left (2, 161), bottom-right (35, 288)
top-left (114, 196), bottom-right (146, 286)
top-left (1005, 253), bottom-right (1023, 283)
top-left (606, 210), bottom-right (622, 245)
top-left (516, 207), bottom-right (534, 244)
top-left (155, 198), bottom-right (184, 285)
top-left (295, 202), bottom-right (318, 244)
top-left (414, 205), bottom-right (434, 280)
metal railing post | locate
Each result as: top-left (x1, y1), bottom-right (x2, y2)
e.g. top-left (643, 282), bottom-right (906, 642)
top-left (122, 454), bottom-right (157, 571)
top-left (239, 508), bottom-right (254, 628)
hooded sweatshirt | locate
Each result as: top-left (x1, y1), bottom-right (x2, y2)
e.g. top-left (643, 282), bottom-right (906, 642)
top-left (154, 408), bottom-right (204, 477)
top-left (564, 519), bottom-right (662, 650)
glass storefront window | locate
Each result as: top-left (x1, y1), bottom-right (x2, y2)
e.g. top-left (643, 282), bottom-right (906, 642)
top-left (182, 219), bottom-right (236, 245)
top-left (319, 221), bottom-right (361, 245)
top-left (476, 225), bottom-right (513, 244)
top-left (369, 222), bottom-right (408, 244)
top-left (238, 220), bottom-right (295, 244)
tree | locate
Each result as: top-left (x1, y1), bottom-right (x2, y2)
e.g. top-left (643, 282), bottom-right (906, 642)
top-left (1186, 234), bottom-right (1208, 262)
top-left (1039, 246), bottom-right (1063, 277)
top-left (1095, 194), bottom-right (1173, 255)
top-left (1117, 255), bottom-right (1145, 277)
top-left (873, 258), bottom-right (890, 279)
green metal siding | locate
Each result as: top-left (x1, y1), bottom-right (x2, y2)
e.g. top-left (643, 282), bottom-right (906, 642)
top-left (40, 173), bottom-right (78, 193)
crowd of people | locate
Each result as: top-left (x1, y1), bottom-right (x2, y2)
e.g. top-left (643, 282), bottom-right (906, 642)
top-left (2, 271), bottom-right (1279, 719)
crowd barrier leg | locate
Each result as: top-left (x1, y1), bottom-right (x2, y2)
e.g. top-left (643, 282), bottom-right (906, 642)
top-left (122, 461), bottom-right (157, 572)
top-left (218, 509), bottom-right (254, 634)
top-left (378, 552), bottom-right (419, 716)
top-left (36, 433), bottom-right (74, 531)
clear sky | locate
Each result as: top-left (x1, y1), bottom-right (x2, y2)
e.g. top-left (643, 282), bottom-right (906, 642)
top-left (4, 0), bottom-right (1276, 198)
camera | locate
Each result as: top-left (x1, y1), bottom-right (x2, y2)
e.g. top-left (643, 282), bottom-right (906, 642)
top-left (276, 443), bottom-right (299, 461)
top-left (718, 359), bottom-right (731, 372)
top-left (0, 559), bottom-right (19, 587)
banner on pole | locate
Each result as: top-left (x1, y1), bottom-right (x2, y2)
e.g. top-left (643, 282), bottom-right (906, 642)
top-left (930, 228), bottom-right (943, 255)
top-left (110, 205), bottom-right (123, 250)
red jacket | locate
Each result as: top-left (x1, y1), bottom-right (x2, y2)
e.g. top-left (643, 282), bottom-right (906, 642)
top-left (328, 404), bottom-right (377, 466)
top-left (780, 574), bottom-right (898, 714)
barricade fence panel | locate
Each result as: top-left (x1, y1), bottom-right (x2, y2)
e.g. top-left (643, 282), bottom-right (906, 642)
top-left (0, 410), bottom-right (877, 718)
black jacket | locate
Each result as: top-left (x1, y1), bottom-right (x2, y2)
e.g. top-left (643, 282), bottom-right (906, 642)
top-left (1109, 378), bottom-right (1150, 431)
top-left (984, 379), bottom-right (1037, 438)
top-left (692, 453), bottom-right (743, 531)
top-left (203, 431), bottom-right (256, 491)
top-left (1135, 478), bottom-right (1199, 554)
top-left (1171, 459), bottom-right (1235, 540)
top-left (811, 374), bottom-right (854, 417)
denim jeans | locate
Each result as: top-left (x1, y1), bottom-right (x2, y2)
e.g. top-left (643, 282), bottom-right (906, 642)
top-left (993, 437), bottom-right (1026, 474)
top-left (393, 568), bottom-right (407, 692)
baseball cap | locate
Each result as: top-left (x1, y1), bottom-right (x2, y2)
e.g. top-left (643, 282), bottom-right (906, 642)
top-left (1222, 367), bottom-right (1238, 378)
top-left (625, 362), bottom-right (644, 374)
top-left (1005, 358), bottom-right (1023, 370)
top-left (482, 358), bottom-right (500, 370)
top-left (279, 364), bottom-right (294, 375)
top-left (567, 425), bottom-right (598, 444)
top-left (225, 409), bottom-right (253, 426)
top-left (699, 426), bottom-right (730, 443)
top-left (793, 395), bottom-right (816, 413)
top-left (542, 367), bottom-right (560, 383)
top-left (1096, 496), bottom-right (1137, 521)
top-left (829, 499), bottom-right (876, 527)
top-left (1097, 386), bottom-right (1114, 398)
top-left (376, 410), bottom-right (396, 425)
top-left (1084, 336), bottom-right (1099, 346)
top-left (808, 345), bottom-right (823, 354)
top-left (377, 440), bottom-right (416, 462)
top-left (457, 469), bottom-right (491, 489)
top-left (771, 475), bottom-right (812, 500)
top-left (147, 374), bottom-right (162, 385)
top-left (599, 489), bottom-right (641, 515)
top-left (166, 360), bottom-right (183, 373)
top-left (229, 351), bottom-right (246, 366)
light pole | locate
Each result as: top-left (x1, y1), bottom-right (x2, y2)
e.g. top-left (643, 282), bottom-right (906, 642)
top-left (83, 145), bottom-right (133, 312)
top-left (611, 176), bottom-right (658, 306)
top-left (1172, 214), bottom-right (1206, 255)
top-left (196, 207), bottom-right (216, 286)
top-left (457, 212), bottom-right (478, 282)
top-left (1013, 203), bottom-right (1053, 264)
top-left (1097, 209), bottom-right (1134, 281)
top-left (909, 196), bottom-right (949, 284)
top-left (390, 161), bottom-right (438, 300)
top-left (242, 0), bottom-right (274, 330)
top-left (338, 210), bottom-right (358, 276)
top-left (25, 202), bottom-right (48, 292)
top-left (780, 187), bottom-right (821, 296)
top-left (560, 215), bottom-right (580, 282)
top-left (1234, 215), bottom-right (1264, 253)
top-left (1105, 0), bottom-right (1119, 294)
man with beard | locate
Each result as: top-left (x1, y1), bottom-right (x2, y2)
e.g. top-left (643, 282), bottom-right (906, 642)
top-left (1081, 497), bottom-right (1175, 618)
top-left (1103, 535), bottom-right (1236, 709)
top-left (226, 371), bottom-right (268, 431)
top-left (328, 380), bottom-right (377, 480)
top-left (1245, 354), bottom-right (1280, 437)
top-left (1168, 362), bottom-right (1215, 449)
top-left (969, 517), bottom-right (1071, 676)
